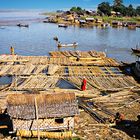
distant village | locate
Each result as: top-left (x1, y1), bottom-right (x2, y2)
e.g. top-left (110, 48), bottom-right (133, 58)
top-left (44, 9), bottom-right (140, 29)
top-left (43, 0), bottom-right (140, 29)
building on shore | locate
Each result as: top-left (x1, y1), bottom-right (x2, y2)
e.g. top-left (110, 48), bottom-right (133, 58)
top-left (7, 92), bottom-right (79, 138)
top-left (85, 18), bottom-right (95, 24)
top-left (112, 21), bottom-right (123, 27)
top-left (95, 18), bottom-right (103, 23)
top-left (79, 20), bottom-right (86, 25)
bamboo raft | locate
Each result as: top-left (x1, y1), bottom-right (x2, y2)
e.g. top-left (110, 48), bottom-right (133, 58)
top-left (67, 66), bottom-right (123, 76)
top-left (9, 75), bottom-right (138, 91)
top-left (0, 55), bottom-right (119, 69)
top-left (49, 50), bottom-right (106, 58)
top-left (0, 51), bottom-right (139, 91)
top-left (0, 50), bottom-right (139, 103)
top-left (10, 75), bottom-right (59, 90)
top-left (0, 50), bottom-right (140, 139)
top-left (65, 76), bottom-right (139, 91)
top-left (0, 64), bottom-right (49, 76)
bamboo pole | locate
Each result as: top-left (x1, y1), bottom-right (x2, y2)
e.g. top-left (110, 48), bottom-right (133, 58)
top-left (35, 97), bottom-right (40, 140)
top-left (0, 125), bottom-right (8, 129)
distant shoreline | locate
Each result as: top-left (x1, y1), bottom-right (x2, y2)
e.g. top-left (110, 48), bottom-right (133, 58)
top-left (0, 18), bottom-right (45, 26)
top-left (0, 10), bottom-right (46, 26)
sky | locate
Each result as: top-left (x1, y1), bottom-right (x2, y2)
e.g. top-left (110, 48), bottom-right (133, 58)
top-left (0, 0), bottom-right (139, 11)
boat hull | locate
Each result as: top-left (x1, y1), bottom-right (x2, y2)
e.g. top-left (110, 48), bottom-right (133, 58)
top-left (131, 48), bottom-right (140, 53)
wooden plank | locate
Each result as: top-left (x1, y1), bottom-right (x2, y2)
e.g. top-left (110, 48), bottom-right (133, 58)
top-left (35, 97), bottom-right (40, 140)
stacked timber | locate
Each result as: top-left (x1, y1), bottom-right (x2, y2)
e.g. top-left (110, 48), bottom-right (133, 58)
top-left (49, 50), bottom-right (106, 58)
top-left (92, 90), bottom-right (140, 110)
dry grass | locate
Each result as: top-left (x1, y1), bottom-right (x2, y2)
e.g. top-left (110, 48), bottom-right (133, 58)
top-left (7, 92), bottom-right (76, 106)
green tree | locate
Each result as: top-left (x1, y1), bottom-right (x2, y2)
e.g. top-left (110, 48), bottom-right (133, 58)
top-left (77, 7), bottom-right (82, 11)
top-left (98, 2), bottom-right (111, 16)
top-left (70, 7), bottom-right (85, 15)
top-left (112, 0), bottom-right (126, 16)
top-left (127, 4), bottom-right (136, 17)
top-left (70, 7), bottom-right (83, 13)
top-left (114, 0), bottom-right (123, 6)
top-left (136, 6), bottom-right (140, 16)
top-left (112, 4), bottom-right (127, 16)
top-left (70, 7), bottom-right (77, 12)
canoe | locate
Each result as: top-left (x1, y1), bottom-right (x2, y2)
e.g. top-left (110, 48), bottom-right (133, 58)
top-left (17, 24), bottom-right (29, 28)
top-left (58, 43), bottom-right (78, 48)
top-left (58, 24), bottom-right (68, 28)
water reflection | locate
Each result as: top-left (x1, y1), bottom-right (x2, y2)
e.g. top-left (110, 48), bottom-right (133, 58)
top-left (0, 76), bottom-right (12, 85)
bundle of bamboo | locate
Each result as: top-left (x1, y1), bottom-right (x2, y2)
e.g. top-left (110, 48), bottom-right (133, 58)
top-left (65, 75), bottom-right (139, 91)
top-left (10, 75), bottom-right (59, 90)
top-left (16, 130), bottom-right (72, 139)
top-left (49, 50), bottom-right (106, 58)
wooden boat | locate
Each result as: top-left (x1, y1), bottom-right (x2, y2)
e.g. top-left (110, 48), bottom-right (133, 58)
top-left (121, 61), bottom-right (132, 66)
top-left (58, 24), bottom-right (68, 28)
top-left (53, 36), bottom-right (58, 41)
top-left (43, 20), bottom-right (48, 23)
top-left (128, 22), bottom-right (136, 30)
top-left (17, 23), bottom-right (29, 28)
top-left (58, 42), bottom-right (78, 48)
top-left (131, 48), bottom-right (140, 53)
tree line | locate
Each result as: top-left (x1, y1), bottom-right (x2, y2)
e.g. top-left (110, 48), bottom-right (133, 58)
top-left (98, 0), bottom-right (140, 16)
top-left (69, 0), bottom-right (140, 17)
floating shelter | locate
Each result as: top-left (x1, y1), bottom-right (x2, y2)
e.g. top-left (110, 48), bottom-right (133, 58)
top-left (7, 92), bottom-right (79, 138)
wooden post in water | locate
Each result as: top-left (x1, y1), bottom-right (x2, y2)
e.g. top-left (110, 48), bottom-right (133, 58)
top-left (35, 97), bottom-right (40, 140)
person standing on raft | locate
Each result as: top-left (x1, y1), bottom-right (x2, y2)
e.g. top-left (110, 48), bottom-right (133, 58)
top-left (81, 77), bottom-right (87, 91)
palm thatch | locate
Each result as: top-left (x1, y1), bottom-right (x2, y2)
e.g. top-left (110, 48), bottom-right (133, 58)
top-left (7, 92), bottom-right (79, 120)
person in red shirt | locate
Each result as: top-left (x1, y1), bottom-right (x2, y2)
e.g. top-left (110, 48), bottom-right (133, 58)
top-left (81, 77), bottom-right (87, 91)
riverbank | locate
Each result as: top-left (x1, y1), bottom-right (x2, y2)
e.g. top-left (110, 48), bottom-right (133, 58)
top-left (43, 12), bottom-right (140, 28)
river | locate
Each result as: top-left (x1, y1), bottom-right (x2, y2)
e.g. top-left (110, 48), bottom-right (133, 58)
top-left (0, 11), bottom-right (140, 63)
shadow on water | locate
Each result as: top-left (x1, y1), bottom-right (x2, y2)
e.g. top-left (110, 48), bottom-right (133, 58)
top-left (56, 79), bottom-right (78, 89)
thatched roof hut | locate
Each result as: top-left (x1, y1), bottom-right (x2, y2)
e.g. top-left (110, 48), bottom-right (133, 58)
top-left (7, 93), bottom-right (79, 120)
